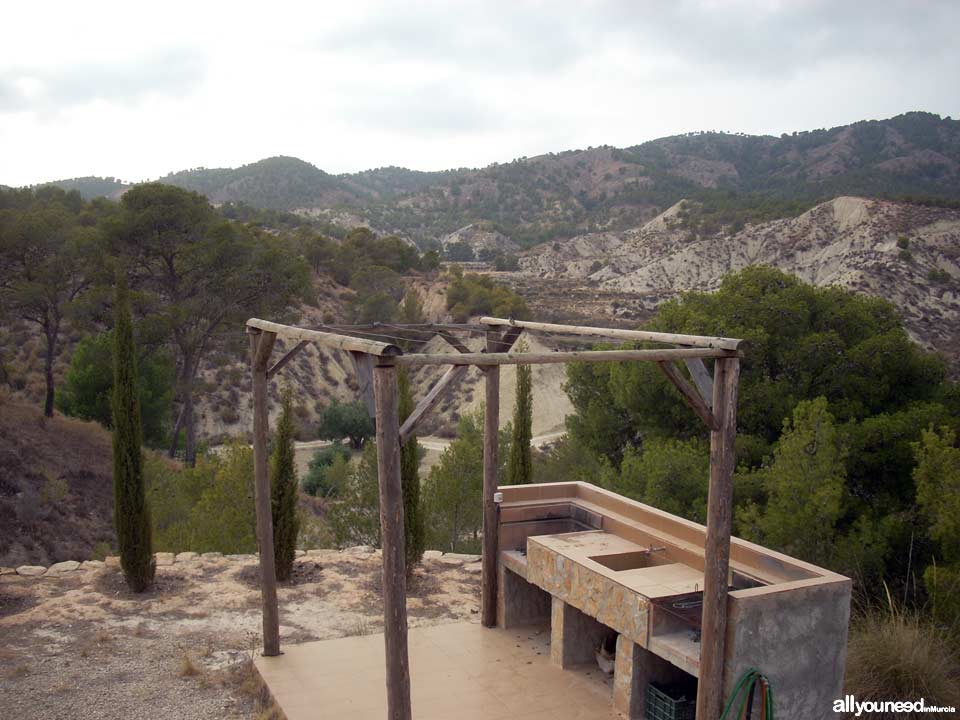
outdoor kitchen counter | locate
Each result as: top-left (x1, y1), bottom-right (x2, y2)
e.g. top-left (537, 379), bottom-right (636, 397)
top-left (525, 530), bottom-right (705, 658)
top-left (528, 531), bottom-right (706, 599)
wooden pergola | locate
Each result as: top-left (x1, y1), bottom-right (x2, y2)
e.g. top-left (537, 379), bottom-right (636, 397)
top-left (246, 315), bottom-right (743, 720)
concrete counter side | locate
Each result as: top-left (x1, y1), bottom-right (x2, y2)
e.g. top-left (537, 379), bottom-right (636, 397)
top-left (724, 576), bottom-right (852, 720)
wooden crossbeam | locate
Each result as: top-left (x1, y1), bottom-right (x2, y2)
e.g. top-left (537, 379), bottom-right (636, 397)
top-left (495, 325), bottom-right (523, 352)
top-left (247, 318), bottom-right (401, 357)
top-left (657, 361), bottom-right (718, 431)
top-left (394, 347), bottom-right (735, 367)
top-left (266, 340), bottom-right (308, 380)
top-left (438, 330), bottom-right (472, 354)
top-left (684, 357), bottom-right (714, 410)
top-left (480, 316), bottom-right (743, 350)
top-left (398, 364), bottom-right (471, 444)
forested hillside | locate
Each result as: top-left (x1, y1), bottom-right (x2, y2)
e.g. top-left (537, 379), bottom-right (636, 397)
top-left (37, 112), bottom-right (960, 249)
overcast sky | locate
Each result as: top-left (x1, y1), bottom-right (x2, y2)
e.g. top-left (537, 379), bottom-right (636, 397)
top-left (2, 0), bottom-right (958, 187)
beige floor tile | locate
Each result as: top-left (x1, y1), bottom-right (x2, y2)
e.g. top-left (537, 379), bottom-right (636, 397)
top-left (258, 622), bottom-right (622, 720)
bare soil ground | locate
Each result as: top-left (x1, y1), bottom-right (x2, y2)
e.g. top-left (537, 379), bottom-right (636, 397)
top-left (0, 551), bottom-right (481, 719)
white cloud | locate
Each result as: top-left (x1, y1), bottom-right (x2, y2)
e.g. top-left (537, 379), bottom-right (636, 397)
top-left (1, 0), bottom-right (958, 186)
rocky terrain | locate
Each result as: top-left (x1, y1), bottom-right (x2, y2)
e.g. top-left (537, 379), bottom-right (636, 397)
top-left (0, 548), bottom-right (482, 720)
top-left (517, 196), bottom-right (960, 360)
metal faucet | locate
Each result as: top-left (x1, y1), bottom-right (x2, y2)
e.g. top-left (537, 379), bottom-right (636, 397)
top-left (647, 545), bottom-right (667, 554)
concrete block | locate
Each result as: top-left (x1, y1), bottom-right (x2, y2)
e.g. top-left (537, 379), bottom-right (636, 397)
top-left (613, 635), bottom-right (684, 719)
top-left (154, 553), bottom-right (175, 566)
top-left (497, 564), bottom-right (551, 629)
top-left (550, 597), bottom-right (610, 669)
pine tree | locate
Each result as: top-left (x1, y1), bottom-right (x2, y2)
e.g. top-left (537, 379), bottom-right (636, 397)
top-left (398, 368), bottom-right (425, 572)
top-left (112, 273), bottom-right (156, 592)
top-left (271, 387), bottom-right (300, 582)
top-left (507, 341), bottom-right (533, 485)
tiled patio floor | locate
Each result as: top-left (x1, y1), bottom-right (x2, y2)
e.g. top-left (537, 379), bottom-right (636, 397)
top-left (254, 621), bottom-right (621, 719)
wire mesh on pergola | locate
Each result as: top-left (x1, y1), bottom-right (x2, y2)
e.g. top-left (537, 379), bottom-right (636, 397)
top-left (246, 315), bottom-right (744, 720)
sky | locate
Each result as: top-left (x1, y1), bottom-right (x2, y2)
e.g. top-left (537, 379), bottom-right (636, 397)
top-left (1, 0), bottom-right (958, 187)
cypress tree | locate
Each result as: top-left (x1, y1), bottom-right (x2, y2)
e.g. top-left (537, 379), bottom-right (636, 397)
top-left (112, 273), bottom-right (156, 592)
top-left (507, 340), bottom-right (534, 485)
top-left (398, 368), bottom-right (425, 572)
top-left (271, 387), bottom-right (300, 582)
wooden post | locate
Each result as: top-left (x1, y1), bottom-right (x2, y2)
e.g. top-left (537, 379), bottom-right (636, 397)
top-left (249, 329), bottom-right (280, 657)
top-left (481, 329), bottom-right (501, 628)
top-left (373, 363), bottom-right (412, 720)
top-left (696, 357), bottom-right (740, 719)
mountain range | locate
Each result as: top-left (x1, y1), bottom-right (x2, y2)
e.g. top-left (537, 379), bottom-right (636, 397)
top-left (37, 111), bottom-right (960, 247)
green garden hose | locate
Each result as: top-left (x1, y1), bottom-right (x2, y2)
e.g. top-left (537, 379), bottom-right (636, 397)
top-left (719, 668), bottom-right (774, 720)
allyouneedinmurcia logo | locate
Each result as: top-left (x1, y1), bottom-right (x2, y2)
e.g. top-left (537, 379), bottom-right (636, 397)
top-left (834, 695), bottom-right (957, 716)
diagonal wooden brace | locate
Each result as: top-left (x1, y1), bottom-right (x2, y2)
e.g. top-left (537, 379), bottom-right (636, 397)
top-left (657, 360), bottom-right (718, 431)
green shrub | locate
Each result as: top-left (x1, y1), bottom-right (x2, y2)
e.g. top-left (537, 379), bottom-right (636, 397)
top-left (317, 400), bottom-right (374, 449)
top-left (270, 389), bottom-right (299, 582)
top-left (399, 368), bottom-right (425, 571)
top-left (327, 443), bottom-right (382, 548)
top-left (111, 275), bottom-right (155, 593)
top-left (506, 344), bottom-right (533, 485)
top-left (928, 268), bottom-right (952, 284)
top-left (147, 445), bottom-right (256, 554)
top-left (303, 445), bottom-right (352, 496)
top-left (445, 272), bottom-right (528, 322)
top-left (58, 331), bottom-right (173, 447)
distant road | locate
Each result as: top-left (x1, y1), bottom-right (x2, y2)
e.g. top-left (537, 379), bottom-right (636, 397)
top-left (293, 430), bottom-right (566, 455)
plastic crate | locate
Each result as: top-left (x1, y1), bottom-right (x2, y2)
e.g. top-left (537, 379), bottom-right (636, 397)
top-left (645, 681), bottom-right (697, 720)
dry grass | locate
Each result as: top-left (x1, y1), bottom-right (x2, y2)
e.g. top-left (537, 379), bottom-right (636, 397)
top-left (177, 653), bottom-right (200, 678)
top-left (344, 617), bottom-right (371, 637)
top-left (233, 654), bottom-right (284, 719)
top-left (845, 590), bottom-right (960, 716)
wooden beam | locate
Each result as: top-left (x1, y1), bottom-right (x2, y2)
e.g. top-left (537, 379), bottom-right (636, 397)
top-left (696, 357), bottom-right (740, 720)
top-left (479, 316), bottom-right (743, 351)
top-left (398, 363), bottom-right (471, 444)
top-left (248, 330), bottom-right (280, 657)
top-left (496, 325), bottom-right (523, 352)
top-left (349, 351), bottom-right (376, 418)
top-left (373, 364), bottom-right (412, 720)
top-left (656, 361), bottom-right (718, 431)
top-left (438, 330), bottom-right (472, 354)
top-left (684, 357), bottom-right (714, 410)
top-left (266, 340), bottom-right (308, 380)
top-left (481, 329), bottom-right (501, 628)
top-left (246, 318), bottom-right (402, 357)
top-left (325, 322), bottom-right (487, 335)
top-left (393, 347), bottom-right (736, 367)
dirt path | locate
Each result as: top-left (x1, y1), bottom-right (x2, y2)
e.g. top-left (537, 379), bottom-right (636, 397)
top-left (292, 431), bottom-right (566, 478)
top-left (0, 551), bottom-right (482, 719)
